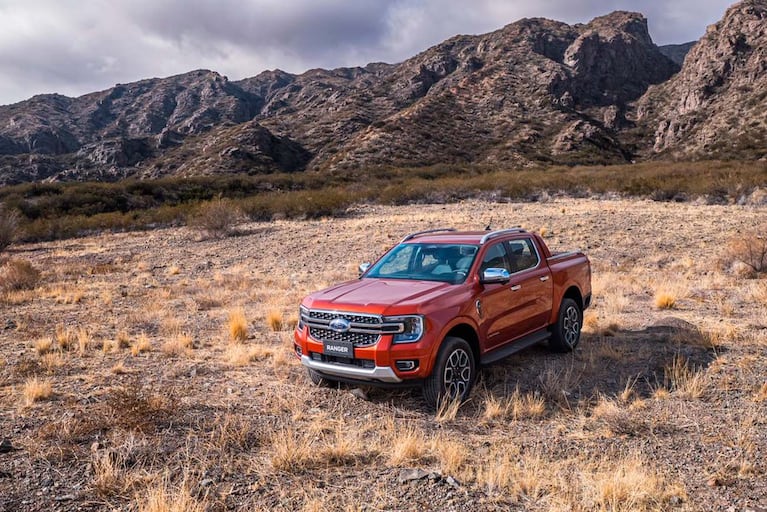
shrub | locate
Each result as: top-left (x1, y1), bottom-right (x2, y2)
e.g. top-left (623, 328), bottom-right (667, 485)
top-left (188, 197), bottom-right (243, 238)
top-left (0, 206), bottom-right (19, 251)
top-left (727, 230), bottom-right (767, 274)
top-left (0, 258), bottom-right (41, 292)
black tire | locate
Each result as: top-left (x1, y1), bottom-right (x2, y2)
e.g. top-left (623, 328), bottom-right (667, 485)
top-left (307, 368), bottom-right (336, 387)
top-left (549, 297), bottom-right (582, 352)
top-left (423, 336), bottom-right (476, 409)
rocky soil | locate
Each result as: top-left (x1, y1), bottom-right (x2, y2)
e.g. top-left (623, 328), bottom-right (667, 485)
top-left (1, 198), bottom-right (765, 511)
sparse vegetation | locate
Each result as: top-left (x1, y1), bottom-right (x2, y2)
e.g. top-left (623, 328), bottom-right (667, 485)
top-left (2, 161), bottom-right (765, 242)
top-left (654, 291), bottom-right (677, 309)
top-left (227, 308), bottom-right (248, 342)
top-left (189, 197), bottom-right (243, 238)
top-left (0, 205), bottom-right (19, 251)
top-left (0, 258), bottom-right (41, 292)
top-left (22, 377), bottom-right (53, 405)
top-left (727, 230), bottom-right (767, 274)
top-left (1, 197), bottom-right (765, 510)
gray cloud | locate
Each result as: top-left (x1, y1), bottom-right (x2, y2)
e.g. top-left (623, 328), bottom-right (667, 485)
top-left (0, 0), bottom-right (734, 105)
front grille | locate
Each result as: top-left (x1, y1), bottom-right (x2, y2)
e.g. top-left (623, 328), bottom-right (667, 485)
top-left (302, 308), bottom-right (402, 347)
top-left (309, 327), bottom-right (379, 347)
top-left (309, 311), bottom-right (381, 325)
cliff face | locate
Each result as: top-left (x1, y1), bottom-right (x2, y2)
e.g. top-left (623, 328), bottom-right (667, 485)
top-left (636, 0), bottom-right (767, 160)
top-left (2, 3), bottom-right (764, 184)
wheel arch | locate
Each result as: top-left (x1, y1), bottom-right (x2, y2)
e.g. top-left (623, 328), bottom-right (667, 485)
top-left (442, 322), bottom-right (480, 369)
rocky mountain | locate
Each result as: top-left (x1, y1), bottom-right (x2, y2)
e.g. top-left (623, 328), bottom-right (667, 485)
top-left (0, 1), bottom-right (765, 185)
top-left (658, 42), bottom-right (697, 66)
top-left (635, 0), bottom-right (767, 160)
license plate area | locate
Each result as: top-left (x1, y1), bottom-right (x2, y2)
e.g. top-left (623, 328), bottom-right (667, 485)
top-left (323, 340), bottom-right (354, 358)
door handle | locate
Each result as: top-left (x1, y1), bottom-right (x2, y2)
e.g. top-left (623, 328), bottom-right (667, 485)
top-left (511, 285), bottom-right (521, 291)
top-left (540, 276), bottom-right (550, 282)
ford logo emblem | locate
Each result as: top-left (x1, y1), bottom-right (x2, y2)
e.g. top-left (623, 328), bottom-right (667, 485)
top-left (329, 317), bottom-right (351, 333)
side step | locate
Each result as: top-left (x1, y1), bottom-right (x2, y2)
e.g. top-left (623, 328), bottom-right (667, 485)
top-left (480, 329), bottom-right (551, 366)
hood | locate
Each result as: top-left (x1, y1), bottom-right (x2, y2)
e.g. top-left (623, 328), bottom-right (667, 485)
top-left (305, 278), bottom-right (455, 314)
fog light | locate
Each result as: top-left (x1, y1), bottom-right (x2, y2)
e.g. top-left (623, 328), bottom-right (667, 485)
top-left (395, 360), bottom-right (418, 371)
top-left (294, 344), bottom-right (302, 356)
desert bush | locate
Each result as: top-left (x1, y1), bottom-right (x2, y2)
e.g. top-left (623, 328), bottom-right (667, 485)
top-left (0, 205), bottom-right (19, 251)
top-left (189, 197), bottom-right (243, 238)
top-left (727, 230), bottom-right (767, 274)
top-left (0, 258), bottom-right (41, 292)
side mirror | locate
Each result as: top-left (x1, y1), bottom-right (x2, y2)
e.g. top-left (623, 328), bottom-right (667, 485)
top-left (481, 268), bottom-right (510, 284)
top-left (358, 262), bottom-right (371, 276)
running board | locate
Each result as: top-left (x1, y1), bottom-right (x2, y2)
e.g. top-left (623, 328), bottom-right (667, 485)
top-left (480, 329), bottom-right (551, 365)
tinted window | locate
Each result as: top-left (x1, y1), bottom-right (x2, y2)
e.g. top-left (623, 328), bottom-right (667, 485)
top-left (506, 238), bottom-right (540, 273)
top-left (366, 243), bottom-right (478, 283)
top-left (479, 243), bottom-right (510, 274)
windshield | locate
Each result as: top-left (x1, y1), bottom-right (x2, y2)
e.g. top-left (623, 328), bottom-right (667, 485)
top-left (365, 243), bottom-right (479, 283)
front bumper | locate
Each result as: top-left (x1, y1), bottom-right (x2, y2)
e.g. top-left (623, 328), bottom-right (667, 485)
top-left (300, 355), bottom-right (403, 383)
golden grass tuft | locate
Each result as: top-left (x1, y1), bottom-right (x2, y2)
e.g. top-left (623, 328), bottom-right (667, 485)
top-left (434, 437), bottom-right (469, 476)
top-left (162, 334), bottom-right (194, 357)
top-left (33, 337), bottom-right (54, 355)
top-left (138, 479), bottom-right (207, 512)
top-left (227, 308), bottom-right (249, 342)
top-left (654, 291), bottom-right (677, 310)
top-left (224, 343), bottom-right (274, 366)
top-left (77, 327), bottom-right (91, 356)
top-left (665, 354), bottom-right (707, 399)
top-left (115, 329), bottom-right (131, 350)
top-left (55, 325), bottom-right (77, 351)
top-left (388, 425), bottom-right (430, 465)
top-left (754, 383), bottom-right (767, 402)
top-left (22, 377), bottom-right (53, 405)
top-left (269, 428), bottom-right (315, 472)
top-left (267, 309), bottom-right (284, 332)
top-left (130, 333), bottom-right (152, 356)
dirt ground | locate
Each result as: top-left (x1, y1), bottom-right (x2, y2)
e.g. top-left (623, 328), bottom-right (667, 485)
top-left (1, 197), bottom-right (766, 511)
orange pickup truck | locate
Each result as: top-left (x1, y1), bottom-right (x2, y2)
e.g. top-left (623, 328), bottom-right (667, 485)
top-left (293, 228), bottom-right (591, 408)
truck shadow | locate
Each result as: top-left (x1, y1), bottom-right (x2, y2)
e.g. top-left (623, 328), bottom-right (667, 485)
top-left (363, 318), bottom-right (721, 413)
top-left (480, 318), bottom-right (721, 406)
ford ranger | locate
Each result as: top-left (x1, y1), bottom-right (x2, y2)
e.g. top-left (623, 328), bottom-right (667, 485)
top-left (293, 228), bottom-right (591, 408)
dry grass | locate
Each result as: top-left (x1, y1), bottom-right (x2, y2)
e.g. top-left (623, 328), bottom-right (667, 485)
top-left (0, 258), bottom-right (40, 292)
top-left (727, 230), bottom-right (767, 274)
top-left (227, 308), bottom-right (249, 342)
top-left (162, 334), bottom-right (194, 356)
top-left (654, 291), bottom-right (677, 310)
top-left (224, 343), bottom-right (273, 366)
top-left (435, 395), bottom-right (464, 422)
top-left (189, 197), bottom-right (243, 239)
top-left (22, 377), bottom-right (53, 406)
top-left (388, 424), bottom-right (430, 466)
top-left (138, 478), bottom-right (207, 512)
top-left (0, 206), bottom-right (19, 251)
top-left (754, 383), bottom-right (767, 402)
top-left (665, 354), bottom-right (707, 399)
top-left (267, 309), bottom-right (284, 332)
top-left (130, 333), bottom-right (152, 356)
top-left (33, 337), bottom-right (54, 356)
top-left (56, 325), bottom-right (77, 351)
top-left (269, 428), bottom-right (315, 472)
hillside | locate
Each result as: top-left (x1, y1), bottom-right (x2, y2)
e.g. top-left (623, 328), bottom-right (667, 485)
top-left (0, 1), bottom-right (766, 185)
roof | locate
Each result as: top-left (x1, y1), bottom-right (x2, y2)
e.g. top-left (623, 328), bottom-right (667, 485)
top-left (401, 228), bottom-right (528, 245)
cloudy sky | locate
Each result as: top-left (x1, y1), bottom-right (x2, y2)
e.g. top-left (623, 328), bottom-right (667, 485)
top-left (0, 0), bottom-right (736, 106)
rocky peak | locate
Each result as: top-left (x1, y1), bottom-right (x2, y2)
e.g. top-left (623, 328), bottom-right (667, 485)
top-left (638, 0), bottom-right (767, 158)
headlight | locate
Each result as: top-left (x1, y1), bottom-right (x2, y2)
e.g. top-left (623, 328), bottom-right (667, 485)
top-left (385, 315), bottom-right (424, 343)
top-left (298, 305), bottom-right (309, 330)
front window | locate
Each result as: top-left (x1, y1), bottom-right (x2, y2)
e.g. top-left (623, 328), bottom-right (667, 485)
top-left (366, 243), bottom-right (479, 283)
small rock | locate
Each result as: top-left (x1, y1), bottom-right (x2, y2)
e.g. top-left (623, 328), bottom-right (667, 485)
top-left (0, 438), bottom-right (17, 454)
top-left (398, 468), bottom-right (430, 483)
top-left (189, 368), bottom-right (197, 378)
top-left (427, 471), bottom-right (441, 481)
top-left (90, 441), bottom-right (102, 452)
top-left (349, 388), bottom-right (368, 400)
top-left (4, 319), bottom-right (16, 330)
top-left (54, 494), bottom-right (76, 502)
top-left (199, 478), bottom-right (214, 487)
top-left (445, 476), bottom-right (460, 488)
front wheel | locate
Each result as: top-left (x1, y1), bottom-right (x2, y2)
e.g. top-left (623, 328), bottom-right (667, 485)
top-left (549, 297), bottom-right (582, 352)
top-left (423, 336), bottom-right (476, 409)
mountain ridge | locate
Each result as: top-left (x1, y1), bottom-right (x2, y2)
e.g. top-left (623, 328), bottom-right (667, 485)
top-left (0, 1), bottom-right (764, 185)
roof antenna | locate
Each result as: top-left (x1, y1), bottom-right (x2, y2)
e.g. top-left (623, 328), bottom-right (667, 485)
top-left (484, 218), bottom-right (493, 231)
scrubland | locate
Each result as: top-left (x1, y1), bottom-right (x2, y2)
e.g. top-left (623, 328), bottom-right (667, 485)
top-left (1, 197), bottom-right (765, 511)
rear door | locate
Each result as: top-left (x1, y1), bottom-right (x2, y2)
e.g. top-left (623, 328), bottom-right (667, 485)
top-left (503, 238), bottom-right (553, 338)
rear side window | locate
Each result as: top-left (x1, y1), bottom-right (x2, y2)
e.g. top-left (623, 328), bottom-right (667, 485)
top-left (506, 239), bottom-right (540, 273)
